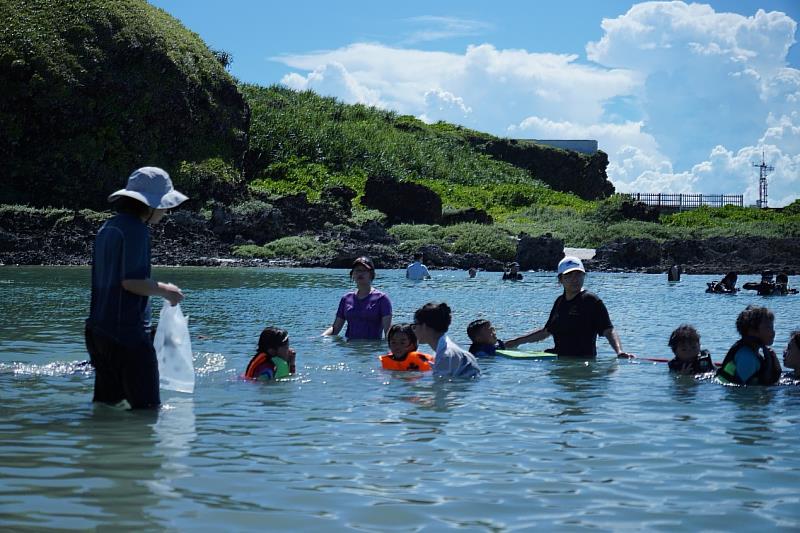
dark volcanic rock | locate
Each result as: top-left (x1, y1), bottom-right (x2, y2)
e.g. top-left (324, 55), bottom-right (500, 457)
top-left (440, 208), bottom-right (493, 226)
top-left (593, 238), bottom-right (663, 269)
top-left (589, 236), bottom-right (800, 274)
top-left (209, 203), bottom-right (284, 245)
top-left (516, 233), bottom-right (564, 271)
top-left (361, 176), bottom-right (442, 224)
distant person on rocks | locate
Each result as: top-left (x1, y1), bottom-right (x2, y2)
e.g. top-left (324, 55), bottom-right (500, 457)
top-left (706, 272), bottom-right (739, 294)
top-left (84, 167), bottom-right (188, 409)
top-left (466, 319), bottom-right (506, 358)
top-left (244, 326), bottom-right (297, 381)
top-left (502, 262), bottom-right (523, 281)
top-left (323, 256), bottom-right (392, 340)
top-left (412, 302), bottom-right (480, 379)
top-left (504, 256), bottom-right (633, 358)
top-left (742, 271), bottom-right (776, 296)
top-left (666, 324), bottom-right (715, 374)
top-left (716, 305), bottom-right (781, 385)
top-left (406, 252), bottom-right (431, 280)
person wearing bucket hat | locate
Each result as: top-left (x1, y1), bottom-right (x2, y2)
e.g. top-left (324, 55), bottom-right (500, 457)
top-left (504, 256), bottom-right (633, 358)
top-left (322, 256), bottom-right (393, 339)
top-left (84, 167), bottom-right (188, 409)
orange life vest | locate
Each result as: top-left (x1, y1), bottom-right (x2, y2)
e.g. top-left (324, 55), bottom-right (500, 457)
top-left (380, 351), bottom-right (434, 371)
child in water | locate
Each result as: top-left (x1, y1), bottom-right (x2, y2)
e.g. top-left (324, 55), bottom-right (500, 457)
top-left (782, 330), bottom-right (800, 377)
top-left (666, 324), bottom-right (715, 374)
top-left (380, 324), bottom-right (434, 371)
top-left (244, 327), bottom-right (297, 380)
top-left (467, 319), bottom-right (506, 357)
top-left (413, 302), bottom-right (481, 379)
top-left (716, 305), bottom-right (781, 385)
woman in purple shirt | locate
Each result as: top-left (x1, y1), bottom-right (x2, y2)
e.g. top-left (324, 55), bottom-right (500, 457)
top-left (323, 257), bottom-right (393, 340)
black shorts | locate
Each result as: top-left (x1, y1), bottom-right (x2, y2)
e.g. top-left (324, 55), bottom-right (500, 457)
top-left (84, 325), bottom-right (160, 409)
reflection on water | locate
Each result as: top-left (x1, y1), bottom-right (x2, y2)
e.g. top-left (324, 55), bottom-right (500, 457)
top-left (1, 267), bottom-right (800, 530)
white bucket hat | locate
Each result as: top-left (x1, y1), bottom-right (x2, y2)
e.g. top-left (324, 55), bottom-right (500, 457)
top-left (557, 256), bottom-right (585, 275)
top-left (108, 167), bottom-right (188, 209)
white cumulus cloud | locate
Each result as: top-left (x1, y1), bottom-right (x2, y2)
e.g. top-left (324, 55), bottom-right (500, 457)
top-left (273, 3), bottom-right (800, 206)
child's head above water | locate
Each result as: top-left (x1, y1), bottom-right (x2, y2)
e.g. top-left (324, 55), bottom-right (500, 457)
top-left (467, 319), bottom-right (497, 346)
top-left (735, 305), bottom-right (775, 346)
top-left (387, 324), bottom-right (418, 358)
top-left (783, 330), bottom-right (800, 371)
top-left (257, 326), bottom-right (293, 361)
top-left (668, 324), bottom-right (701, 361)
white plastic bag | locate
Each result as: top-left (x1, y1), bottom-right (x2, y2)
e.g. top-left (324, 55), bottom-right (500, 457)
top-left (153, 301), bottom-right (195, 393)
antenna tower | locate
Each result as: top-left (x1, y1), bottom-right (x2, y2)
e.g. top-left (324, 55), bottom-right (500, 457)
top-left (753, 151), bottom-right (774, 209)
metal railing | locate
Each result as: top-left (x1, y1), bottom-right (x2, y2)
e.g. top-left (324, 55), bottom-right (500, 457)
top-left (621, 193), bottom-right (743, 210)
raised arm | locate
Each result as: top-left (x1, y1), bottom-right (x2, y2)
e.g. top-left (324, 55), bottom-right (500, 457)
top-left (504, 327), bottom-right (551, 349)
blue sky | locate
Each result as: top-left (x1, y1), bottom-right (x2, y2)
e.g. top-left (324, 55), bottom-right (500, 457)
top-left (150, 1), bottom-right (800, 206)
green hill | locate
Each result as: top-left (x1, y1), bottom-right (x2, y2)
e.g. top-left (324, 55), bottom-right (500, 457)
top-left (0, 0), bottom-right (248, 208)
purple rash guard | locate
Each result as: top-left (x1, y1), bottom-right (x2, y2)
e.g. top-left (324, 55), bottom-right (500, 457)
top-left (336, 289), bottom-right (392, 339)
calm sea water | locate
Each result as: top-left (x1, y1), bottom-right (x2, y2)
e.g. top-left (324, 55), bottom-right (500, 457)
top-left (1, 266), bottom-right (799, 531)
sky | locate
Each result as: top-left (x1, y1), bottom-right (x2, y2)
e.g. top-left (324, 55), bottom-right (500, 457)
top-left (149, 0), bottom-right (800, 206)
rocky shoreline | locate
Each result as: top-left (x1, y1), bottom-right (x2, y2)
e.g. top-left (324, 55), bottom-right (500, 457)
top-left (1, 206), bottom-right (798, 275)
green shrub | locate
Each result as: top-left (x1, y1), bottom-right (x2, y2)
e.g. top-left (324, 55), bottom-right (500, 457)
top-left (230, 200), bottom-right (272, 218)
top-left (388, 224), bottom-right (436, 241)
top-left (172, 158), bottom-right (243, 206)
top-left (233, 236), bottom-right (337, 261)
top-left (349, 208), bottom-right (387, 226)
top-left (435, 223), bottom-right (516, 261)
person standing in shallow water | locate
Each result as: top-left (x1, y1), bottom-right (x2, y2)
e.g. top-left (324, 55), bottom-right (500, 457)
top-left (406, 252), bottom-right (431, 280)
top-left (505, 256), bottom-right (633, 358)
top-left (323, 256), bottom-right (393, 340)
top-left (84, 167), bottom-right (188, 409)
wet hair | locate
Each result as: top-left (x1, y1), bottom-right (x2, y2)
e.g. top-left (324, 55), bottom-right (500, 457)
top-left (761, 270), bottom-right (775, 280)
top-left (668, 324), bottom-right (700, 351)
top-left (776, 272), bottom-right (788, 284)
top-left (735, 305), bottom-right (774, 336)
top-left (257, 326), bottom-right (289, 355)
top-left (413, 252), bottom-right (423, 260)
top-left (414, 302), bottom-right (452, 333)
top-left (387, 324), bottom-right (418, 350)
top-left (723, 272), bottom-right (738, 282)
top-left (350, 256), bottom-right (376, 281)
top-left (790, 330), bottom-right (800, 351)
top-left (467, 319), bottom-right (492, 342)
top-left (112, 196), bottom-right (150, 218)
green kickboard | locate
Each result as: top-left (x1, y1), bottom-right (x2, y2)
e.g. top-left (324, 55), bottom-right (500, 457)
top-left (495, 349), bottom-right (557, 360)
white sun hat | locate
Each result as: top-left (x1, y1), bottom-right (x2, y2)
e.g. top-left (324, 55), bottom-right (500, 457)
top-left (108, 167), bottom-right (188, 209)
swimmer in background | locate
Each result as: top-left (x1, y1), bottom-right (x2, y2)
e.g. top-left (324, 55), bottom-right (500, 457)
top-left (467, 319), bottom-right (506, 358)
top-left (666, 324), bottom-right (715, 374)
top-left (502, 262), bottom-right (523, 281)
top-left (468, 267), bottom-right (477, 278)
top-left (742, 271), bottom-right (776, 296)
top-left (380, 324), bottom-right (434, 371)
top-left (774, 272), bottom-right (798, 295)
top-left (706, 272), bottom-right (738, 294)
top-left (406, 252), bottom-right (431, 280)
top-left (667, 264), bottom-right (682, 282)
top-left (716, 305), bottom-right (781, 385)
top-left (244, 327), bottom-right (296, 380)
